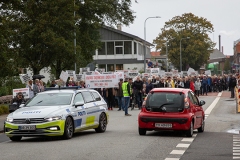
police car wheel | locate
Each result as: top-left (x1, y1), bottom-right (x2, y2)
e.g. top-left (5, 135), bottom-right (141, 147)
top-left (63, 117), bottom-right (74, 139)
top-left (95, 113), bottom-right (107, 133)
top-left (9, 136), bottom-right (22, 141)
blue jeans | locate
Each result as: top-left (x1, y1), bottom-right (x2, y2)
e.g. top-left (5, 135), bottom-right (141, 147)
top-left (116, 96), bottom-right (123, 110)
top-left (122, 97), bottom-right (130, 115)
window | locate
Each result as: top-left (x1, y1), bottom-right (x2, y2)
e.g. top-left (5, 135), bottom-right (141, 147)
top-left (73, 93), bottom-right (84, 104)
top-left (98, 64), bottom-right (106, 71)
top-left (98, 42), bottom-right (106, 55)
top-left (124, 41), bottom-right (132, 54)
top-left (115, 41), bottom-right (123, 46)
top-left (116, 64), bottom-right (123, 70)
top-left (116, 47), bottom-right (123, 54)
top-left (82, 92), bottom-right (94, 103)
top-left (190, 91), bottom-right (199, 105)
top-left (107, 42), bottom-right (114, 55)
top-left (107, 64), bottom-right (114, 72)
top-left (92, 92), bottom-right (101, 101)
top-left (134, 42), bottom-right (137, 54)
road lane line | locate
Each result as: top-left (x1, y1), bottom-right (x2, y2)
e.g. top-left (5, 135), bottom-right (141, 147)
top-left (233, 150), bottom-right (240, 152)
top-left (204, 92), bottom-right (222, 115)
top-left (165, 158), bottom-right (179, 160)
top-left (170, 150), bottom-right (185, 155)
top-left (181, 138), bottom-right (194, 142)
top-left (176, 143), bottom-right (190, 148)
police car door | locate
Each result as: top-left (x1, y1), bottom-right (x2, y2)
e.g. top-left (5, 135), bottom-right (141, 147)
top-left (91, 91), bottom-right (106, 124)
top-left (82, 91), bottom-right (98, 127)
top-left (72, 93), bottom-right (86, 130)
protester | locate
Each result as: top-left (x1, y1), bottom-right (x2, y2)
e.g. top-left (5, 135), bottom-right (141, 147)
top-left (122, 78), bottom-right (131, 116)
top-left (194, 78), bottom-right (201, 97)
top-left (146, 78), bottom-right (154, 94)
top-left (49, 80), bottom-right (56, 87)
top-left (26, 80), bottom-right (34, 98)
top-left (11, 92), bottom-right (26, 108)
top-left (115, 79), bottom-right (124, 111)
top-left (132, 77), bottom-right (143, 110)
top-left (229, 75), bottom-right (237, 98)
top-left (33, 79), bottom-right (41, 96)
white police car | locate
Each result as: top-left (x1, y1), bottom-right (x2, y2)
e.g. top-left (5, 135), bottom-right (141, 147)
top-left (4, 88), bottom-right (109, 141)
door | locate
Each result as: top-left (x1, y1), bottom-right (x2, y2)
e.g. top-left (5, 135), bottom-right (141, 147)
top-left (188, 91), bottom-right (202, 128)
top-left (72, 93), bottom-right (86, 130)
top-left (91, 91), bottom-right (106, 124)
top-left (82, 91), bottom-right (98, 127)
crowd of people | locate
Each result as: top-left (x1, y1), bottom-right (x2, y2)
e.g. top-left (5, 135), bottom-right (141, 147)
top-left (16, 73), bottom-right (238, 117)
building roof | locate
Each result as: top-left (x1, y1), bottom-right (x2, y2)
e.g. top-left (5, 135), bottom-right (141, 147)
top-left (209, 49), bottom-right (225, 60)
top-left (150, 51), bottom-right (161, 57)
top-left (102, 25), bottom-right (154, 46)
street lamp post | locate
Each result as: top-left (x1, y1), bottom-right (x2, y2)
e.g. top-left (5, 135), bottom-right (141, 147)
top-left (144, 16), bottom-right (161, 73)
top-left (165, 37), bottom-right (175, 72)
top-left (180, 37), bottom-right (190, 72)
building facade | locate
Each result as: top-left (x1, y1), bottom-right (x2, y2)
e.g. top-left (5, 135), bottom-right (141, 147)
top-left (93, 26), bottom-right (153, 72)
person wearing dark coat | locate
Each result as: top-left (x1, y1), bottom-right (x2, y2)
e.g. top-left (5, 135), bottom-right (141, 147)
top-left (229, 75), bottom-right (237, 98)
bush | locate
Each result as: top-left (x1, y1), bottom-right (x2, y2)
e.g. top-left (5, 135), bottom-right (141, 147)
top-left (0, 105), bottom-right (9, 115)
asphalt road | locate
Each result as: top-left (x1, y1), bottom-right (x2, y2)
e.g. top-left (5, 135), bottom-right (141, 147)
top-left (0, 91), bottom-right (238, 160)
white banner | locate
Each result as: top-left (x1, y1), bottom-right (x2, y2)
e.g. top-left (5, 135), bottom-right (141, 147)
top-left (60, 71), bottom-right (69, 82)
top-left (142, 73), bottom-right (150, 79)
top-left (66, 70), bottom-right (75, 77)
top-left (13, 88), bottom-right (30, 99)
top-left (146, 68), bottom-right (151, 74)
top-left (128, 70), bottom-right (139, 78)
top-left (114, 72), bottom-right (124, 80)
top-left (102, 72), bottom-right (114, 74)
top-left (151, 68), bottom-right (159, 75)
top-left (172, 70), bottom-right (179, 77)
top-left (85, 74), bottom-right (119, 88)
top-left (80, 67), bottom-right (90, 74)
top-left (205, 70), bottom-right (211, 76)
top-left (165, 72), bottom-right (173, 78)
top-left (95, 68), bottom-right (105, 74)
top-left (73, 74), bottom-right (84, 82)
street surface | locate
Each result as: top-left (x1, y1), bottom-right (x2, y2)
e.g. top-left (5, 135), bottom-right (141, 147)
top-left (0, 91), bottom-right (239, 160)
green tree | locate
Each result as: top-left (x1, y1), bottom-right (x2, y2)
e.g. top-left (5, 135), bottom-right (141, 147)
top-left (153, 13), bottom-right (215, 71)
top-left (1, 0), bottom-right (135, 77)
top-left (224, 58), bottom-right (231, 73)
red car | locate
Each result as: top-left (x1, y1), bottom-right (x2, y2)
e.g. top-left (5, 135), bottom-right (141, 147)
top-left (138, 88), bottom-right (205, 137)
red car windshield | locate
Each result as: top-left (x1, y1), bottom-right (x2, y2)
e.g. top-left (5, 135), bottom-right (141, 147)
top-left (146, 92), bottom-right (184, 112)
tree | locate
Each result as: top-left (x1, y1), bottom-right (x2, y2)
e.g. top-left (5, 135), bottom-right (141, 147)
top-left (224, 58), bottom-right (231, 73)
top-left (1, 0), bottom-right (135, 77)
top-left (153, 13), bottom-right (215, 71)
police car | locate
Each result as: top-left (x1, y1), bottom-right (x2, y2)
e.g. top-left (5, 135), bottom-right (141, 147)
top-left (4, 88), bottom-right (109, 141)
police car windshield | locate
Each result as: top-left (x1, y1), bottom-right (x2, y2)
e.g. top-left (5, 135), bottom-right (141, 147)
top-left (25, 93), bottom-right (73, 106)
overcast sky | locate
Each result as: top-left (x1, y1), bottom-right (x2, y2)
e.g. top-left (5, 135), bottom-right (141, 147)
top-left (122, 0), bottom-right (240, 55)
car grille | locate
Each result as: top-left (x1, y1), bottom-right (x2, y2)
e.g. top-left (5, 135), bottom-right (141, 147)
top-left (12, 118), bottom-right (45, 124)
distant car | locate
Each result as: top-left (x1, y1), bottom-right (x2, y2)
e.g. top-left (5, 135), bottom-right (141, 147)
top-left (4, 88), bottom-right (108, 141)
top-left (138, 88), bottom-right (205, 137)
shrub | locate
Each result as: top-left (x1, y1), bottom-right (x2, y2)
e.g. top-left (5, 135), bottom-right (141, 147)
top-left (0, 105), bottom-right (9, 115)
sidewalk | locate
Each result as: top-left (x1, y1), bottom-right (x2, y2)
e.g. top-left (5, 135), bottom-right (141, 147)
top-left (0, 114), bottom-right (7, 133)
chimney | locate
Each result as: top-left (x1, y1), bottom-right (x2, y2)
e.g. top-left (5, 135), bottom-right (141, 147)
top-left (219, 35), bottom-right (221, 52)
top-left (117, 24), bottom-right (122, 31)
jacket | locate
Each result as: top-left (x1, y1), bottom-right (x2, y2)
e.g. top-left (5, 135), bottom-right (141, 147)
top-left (194, 81), bottom-right (201, 90)
top-left (122, 81), bottom-right (131, 97)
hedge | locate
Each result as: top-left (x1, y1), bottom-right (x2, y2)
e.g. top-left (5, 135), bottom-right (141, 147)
top-left (0, 105), bottom-right (9, 115)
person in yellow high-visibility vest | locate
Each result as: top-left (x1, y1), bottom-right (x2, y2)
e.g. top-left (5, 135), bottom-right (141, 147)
top-left (122, 78), bottom-right (131, 116)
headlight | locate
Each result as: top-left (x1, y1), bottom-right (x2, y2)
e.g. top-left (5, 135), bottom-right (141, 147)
top-left (44, 116), bottom-right (62, 122)
top-left (6, 117), bottom-right (13, 123)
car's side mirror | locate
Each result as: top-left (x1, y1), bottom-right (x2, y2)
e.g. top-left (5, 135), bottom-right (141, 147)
top-left (74, 102), bottom-right (84, 108)
top-left (19, 104), bottom-right (25, 108)
top-left (199, 100), bottom-right (205, 106)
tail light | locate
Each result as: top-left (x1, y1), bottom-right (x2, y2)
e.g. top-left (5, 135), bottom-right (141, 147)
top-left (184, 97), bottom-right (189, 109)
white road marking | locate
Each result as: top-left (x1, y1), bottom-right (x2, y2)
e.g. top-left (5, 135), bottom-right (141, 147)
top-left (233, 157), bottom-right (240, 159)
top-left (181, 138), bottom-right (194, 142)
top-left (204, 92), bottom-right (222, 114)
top-left (165, 158), bottom-right (180, 160)
top-left (234, 147), bottom-right (240, 149)
top-left (233, 140), bottom-right (240, 141)
top-left (234, 145), bottom-right (240, 146)
top-left (234, 153), bottom-right (240, 156)
top-left (193, 133), bottom-right (197, 137)
top-left (170, 150), bottom-right (185, 155)
top-left (233, 150), bottom-right (240, 152)
top-left (176, 143), bottom-right (190, 148)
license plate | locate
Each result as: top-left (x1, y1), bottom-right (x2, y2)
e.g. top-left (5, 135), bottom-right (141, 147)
top-left (19, 125), bottom-right (36, 131)
top-left (155, 123), bottom-right (172, 128)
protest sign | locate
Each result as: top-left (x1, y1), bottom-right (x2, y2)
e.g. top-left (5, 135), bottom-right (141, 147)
top-left (60, 71), bottom-right (69, 82)
top-left (66, 70), bottom-right (75, 77)
top-left (151, 68), bottom-right (159, 75)
top-left (142, 73), bottom-right (150, 79)
top-left (165, 72), bottom-right (173, 78)
top-left (128, 70), bottom-right (139, 78)
top-left (80, 67), bottom-right (90, 74)
top-left (172, 70), bottom-right (179, 77)
top-left (19, 74), bottom-right (31, 84)
top-left (205, 70), bottom-right (211, 76)
top-left (13, 88), bottom-right (30, 99)
top-left (85, 74), bottom-right (119, 88)
top-left (73, 74), bottom-right (83, 82)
